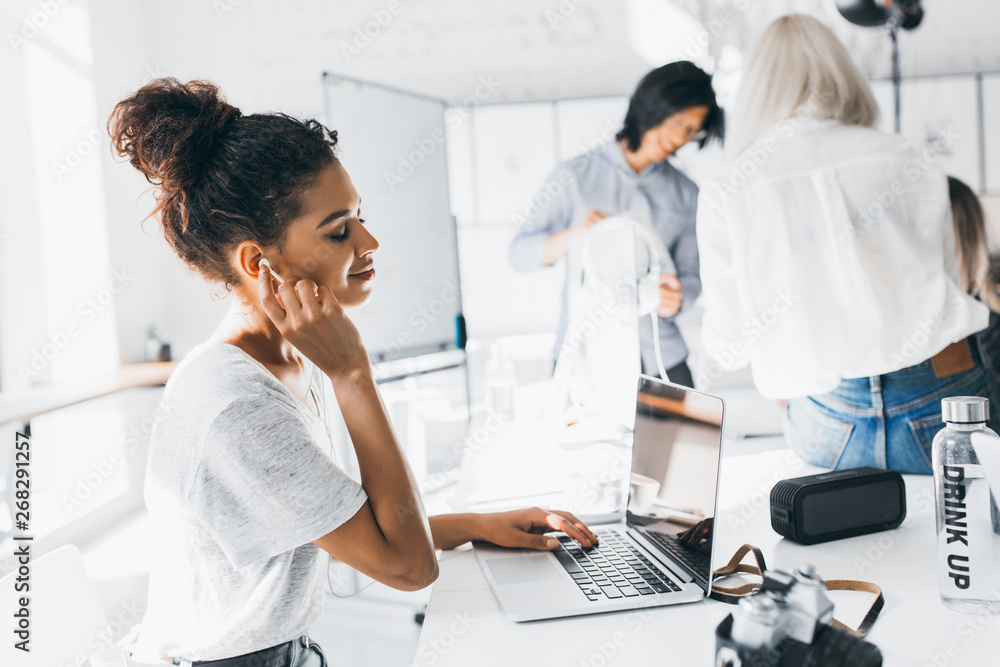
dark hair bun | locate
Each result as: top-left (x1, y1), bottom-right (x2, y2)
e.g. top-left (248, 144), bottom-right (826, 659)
top-left (108, 77), bottom-right (242, 193)
top-left (108, 77), bottom-right (339, 291)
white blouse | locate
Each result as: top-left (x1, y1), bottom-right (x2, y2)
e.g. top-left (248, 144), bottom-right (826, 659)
top-left (696, 116), bottom-right (988, 400)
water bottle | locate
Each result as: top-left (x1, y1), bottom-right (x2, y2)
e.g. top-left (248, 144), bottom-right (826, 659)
top-left (932, 396), bottom-right (1000, 613)
top-left (484, 342), bottom-right (516, 422)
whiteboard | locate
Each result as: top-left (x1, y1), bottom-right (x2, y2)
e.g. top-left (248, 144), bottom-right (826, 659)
top-left (323, 74), bottom-right (463, 364)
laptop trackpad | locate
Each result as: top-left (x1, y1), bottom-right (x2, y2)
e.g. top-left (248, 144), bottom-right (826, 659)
top-left (487, 555), bottom-right (562, 585)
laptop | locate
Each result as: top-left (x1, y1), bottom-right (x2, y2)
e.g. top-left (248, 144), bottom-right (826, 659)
top-left (473, 374), bottom-right (725, 622)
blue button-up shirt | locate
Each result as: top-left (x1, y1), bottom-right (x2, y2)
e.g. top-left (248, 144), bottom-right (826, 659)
top-left (508, 139), bottom-right (701, 372)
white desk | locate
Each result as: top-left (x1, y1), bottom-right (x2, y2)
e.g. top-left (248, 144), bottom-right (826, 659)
top-left (415, 448), bottom-right (1000, 666)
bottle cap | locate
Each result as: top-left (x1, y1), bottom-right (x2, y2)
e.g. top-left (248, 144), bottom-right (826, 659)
top-left (941, 397), bottom-right (989, 424)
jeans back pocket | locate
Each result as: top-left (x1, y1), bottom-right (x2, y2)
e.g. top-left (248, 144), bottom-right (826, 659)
top-left (783, 397), bottom-right (855, 468)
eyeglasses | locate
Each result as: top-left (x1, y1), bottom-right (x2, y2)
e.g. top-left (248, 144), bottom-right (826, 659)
top-left (664, 115), bottom-right (707, 142)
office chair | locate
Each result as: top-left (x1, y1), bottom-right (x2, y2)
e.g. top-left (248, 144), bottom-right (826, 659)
top-left (0, 544), bottom-right (125, 666)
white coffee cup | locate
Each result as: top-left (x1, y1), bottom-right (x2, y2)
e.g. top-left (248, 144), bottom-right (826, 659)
top-left (629, 473), bottom-right (661, 514)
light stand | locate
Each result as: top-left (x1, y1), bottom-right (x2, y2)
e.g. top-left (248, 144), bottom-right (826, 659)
top-left (836, 0), bottom-right (924, 134)
top-left (889, 18), bottom-right (901, 133)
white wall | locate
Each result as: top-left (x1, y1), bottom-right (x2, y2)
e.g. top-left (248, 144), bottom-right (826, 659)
top-left (0, 1), bottom-right (46, 391)
top-left (93, 0), bottom-right (315, 364)
top-left (90, 0), bottom-right (177, 366)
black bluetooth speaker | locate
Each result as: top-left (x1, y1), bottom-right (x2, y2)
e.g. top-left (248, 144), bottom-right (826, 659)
top-left (770, 467), bottom-right (907, 545)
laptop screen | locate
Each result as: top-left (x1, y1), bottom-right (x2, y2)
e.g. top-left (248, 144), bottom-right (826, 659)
top-left (627, 375), bottom-right (725, 591)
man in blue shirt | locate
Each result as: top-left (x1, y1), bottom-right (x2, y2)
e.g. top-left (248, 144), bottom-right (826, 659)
top-left (509, 61), bottom-right (724, 386)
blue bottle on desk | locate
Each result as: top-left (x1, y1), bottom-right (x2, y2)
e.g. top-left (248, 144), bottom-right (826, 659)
top-left (932, 397), bottom-right (1000, 614)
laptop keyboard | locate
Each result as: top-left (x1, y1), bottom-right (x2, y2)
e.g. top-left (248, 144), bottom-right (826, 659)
top-left (638, 529), bottom-right (710, 579)
top-left (553, 529), bottom-right (682, 602)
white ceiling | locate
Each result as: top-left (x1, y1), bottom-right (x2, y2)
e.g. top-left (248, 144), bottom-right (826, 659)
top-left (237, 0), bottom-right (1000, 105)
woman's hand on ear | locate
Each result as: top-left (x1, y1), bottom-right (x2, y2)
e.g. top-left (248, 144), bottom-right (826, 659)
top-left (258, 264), bottom-right (370, 382)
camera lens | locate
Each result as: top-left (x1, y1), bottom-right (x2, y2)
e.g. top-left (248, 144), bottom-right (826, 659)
top-left (806, 624), bottom-right (882, 667)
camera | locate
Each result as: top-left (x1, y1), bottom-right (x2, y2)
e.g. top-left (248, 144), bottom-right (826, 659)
top-left (715, 565), bottom-right (882, 667)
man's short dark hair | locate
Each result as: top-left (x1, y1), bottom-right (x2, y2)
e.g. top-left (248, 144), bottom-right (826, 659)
top-left (616, 61), bottom-right (724, 151)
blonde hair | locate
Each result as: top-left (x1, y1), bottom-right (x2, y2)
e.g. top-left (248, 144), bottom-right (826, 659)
top-left (726, 14), bottom-right (880, 158)
top-left (949, 176), bottom-right (1000, 313)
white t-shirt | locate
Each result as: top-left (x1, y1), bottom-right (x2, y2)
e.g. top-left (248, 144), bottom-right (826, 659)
top-left (130, 342), bottom-right (367, 663)
top-left (696, 116), bottom-right (988, 399)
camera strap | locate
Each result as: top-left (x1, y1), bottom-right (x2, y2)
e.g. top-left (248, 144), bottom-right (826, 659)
top-left (709, 543), bottom-right (884, 638)
top-left (709, 543), bottom-right (768, 604)
top-left (824, 579), bottom-right (884, 637)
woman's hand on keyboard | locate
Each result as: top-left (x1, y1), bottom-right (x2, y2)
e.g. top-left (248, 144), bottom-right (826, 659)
top-left (474, 508), bottom-right (599, 550)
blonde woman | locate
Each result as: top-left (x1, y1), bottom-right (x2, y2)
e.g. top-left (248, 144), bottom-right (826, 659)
top-left (109, 78), bottom-right (597, 666)
top-left (696, 14), bottom-right (999, 473)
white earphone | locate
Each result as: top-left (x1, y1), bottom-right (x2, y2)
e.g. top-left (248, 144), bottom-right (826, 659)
top-left (579, 214), bottom-right (677, 380)
top-left (580, 215), bottom-right (674, 316)
top-left (259, 258), bottom-right (287, 285)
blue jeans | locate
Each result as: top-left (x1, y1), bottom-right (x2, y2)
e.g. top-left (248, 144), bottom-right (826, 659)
top-left (783, 337), bottom-right (1000, 474)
